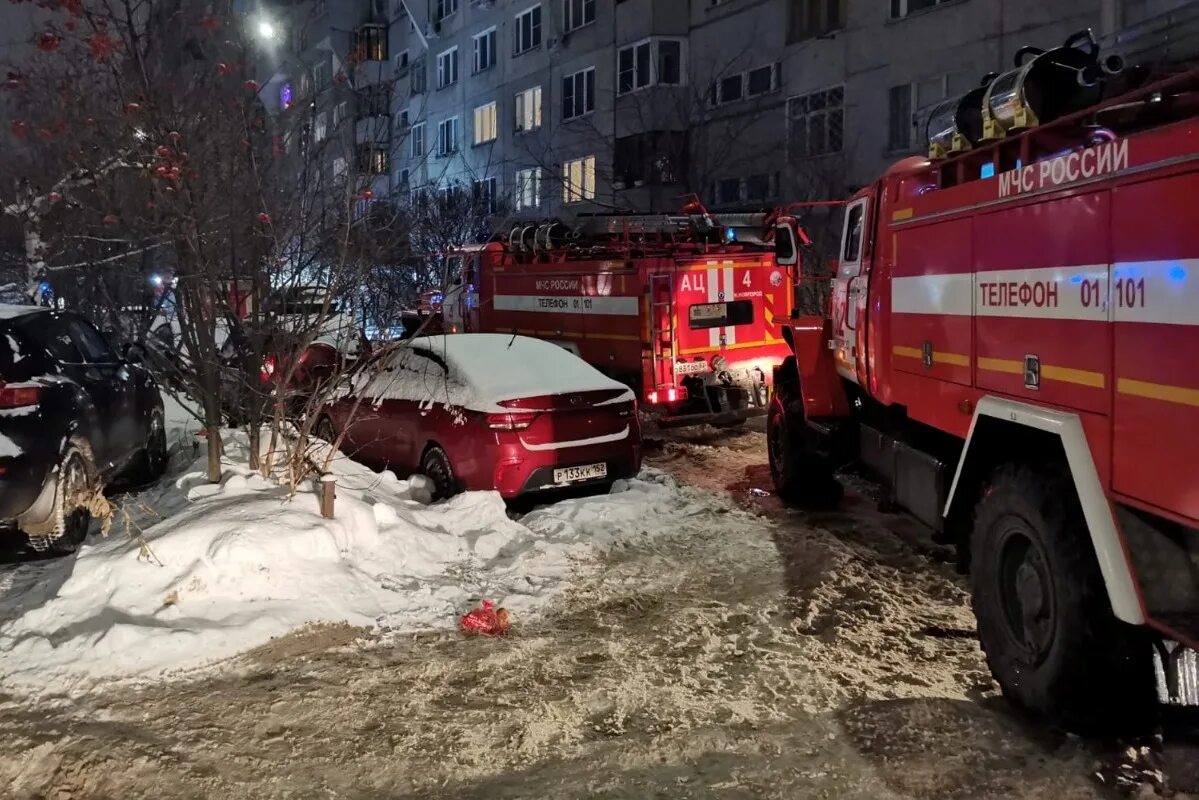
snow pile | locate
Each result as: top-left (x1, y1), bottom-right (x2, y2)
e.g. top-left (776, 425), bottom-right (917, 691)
top-left (0, 431), bottom-right (703, 691)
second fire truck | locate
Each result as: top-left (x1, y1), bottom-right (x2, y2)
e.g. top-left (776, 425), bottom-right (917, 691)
top-left (442, 205), bottom-right (796, 426)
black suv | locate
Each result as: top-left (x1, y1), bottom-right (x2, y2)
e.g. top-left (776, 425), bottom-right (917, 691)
top-left (0, 305), bottom-right (167, 554)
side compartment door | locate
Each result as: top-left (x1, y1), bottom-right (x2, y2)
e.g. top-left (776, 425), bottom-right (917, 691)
top-left (1110, 172), bottom-right (1199, 520)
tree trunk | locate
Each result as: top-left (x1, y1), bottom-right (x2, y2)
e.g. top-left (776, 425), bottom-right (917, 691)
top-left (203, 392), bottom-right (223, 483)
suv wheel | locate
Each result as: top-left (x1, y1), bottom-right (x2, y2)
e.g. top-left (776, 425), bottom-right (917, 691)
top-left (28, 449), bottom-right (94, 557)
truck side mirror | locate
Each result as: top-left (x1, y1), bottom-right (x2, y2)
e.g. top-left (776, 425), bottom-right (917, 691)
top-left (775, 220), bottom-right (799, 267)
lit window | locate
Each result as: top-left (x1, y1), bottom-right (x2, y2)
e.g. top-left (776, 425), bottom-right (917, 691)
top-left (562, 67), bottom-right (595, 121)
top-left (473, 102), bottom-right (497, 145)
top-left (563, 155), bottom-right (596, 203)
top-left (437, 47), bottom-right (458, 88)
top-left (562, 0), bottom-right (595, 32)
top-left (473, 27), bottom-right (496, 72)
top-left (515, 85), bottom-right (542, 131)
top-left (357, 145), bottom-right (389, 175)
top-left (515, 167), bottom-right (541, 210)
top-left (353, 25), bottom-right (387, 61)
top-left (514, 5), bottom-right (542, 55)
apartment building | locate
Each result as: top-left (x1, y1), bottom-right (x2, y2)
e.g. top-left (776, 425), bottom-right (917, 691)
top-left (260, 0), bottom-right (1197, 221)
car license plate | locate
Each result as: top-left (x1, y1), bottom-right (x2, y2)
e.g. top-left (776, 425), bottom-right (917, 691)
top-left (554, 462), bottom-right (607, 484)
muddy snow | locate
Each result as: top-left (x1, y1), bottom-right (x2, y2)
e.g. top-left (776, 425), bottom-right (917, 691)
top-left (0, 419), bottom-right (1186, 798)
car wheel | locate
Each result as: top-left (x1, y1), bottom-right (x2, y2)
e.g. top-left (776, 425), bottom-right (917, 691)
top-left (421, 445), bottom-right (459, 501)
top-left (28, 449), bottom-right (94, 557)
top-left (971, 464), bottom-right (1153, 735)
top-left (126, 407), bottom-right (168, 486)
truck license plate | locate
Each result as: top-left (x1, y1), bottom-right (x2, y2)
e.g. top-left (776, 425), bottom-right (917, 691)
top-left (554, 463), bottom-right (607, 484)
top-left (675, 361), bottom-right (708, 375)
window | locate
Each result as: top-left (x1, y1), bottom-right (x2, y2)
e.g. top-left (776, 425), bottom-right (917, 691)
top-left (359, 84), bottom-right (390, 117)
top-left (473, 101), bottom-right (497, 145)
top-left (747, 63), bottom-right (779, 96)
top-left (715, 177), bottom-right (741, 204)
top-left (890, 0), bottom-right (950, 18)
top-left (514, 5), bottom-right (542, 55)
top-left (787, 85), bottom-right (844, 158)
top-left (515, 85), bottom-right (542, 131)
top-left (354, 24), bottom-right (387, 61)
top-left (788, 0), bottom-right (845, 42)
top-left (437, 0), bottom-right (458, 20)
top-left (313, 59), bottom-right (331, 92)
top-left (842, 201), bottom-right (864, 263)
top-left (563, 0), bottom-right (595, 32)
top-left (619, 39), bottom-right (684, 94)
top-left (396, 109), bottom-right (410, 130)
top-left (562, 155), bottom-right (596, 202)
top-left (472, 177), bottom-right (497, 214)
top-left (437, 117), bottom-right (459, 156)
top-left (410, 122), bottom-right (425, 157)
top-left (745, 172), bottom-right (778, 201)
top-left (396, 168), bottom-right (410, 191)
top-left (437, 47), bottom-right (458, 88)
top-left (688, 300), bottom-right (754, 330)
top-left (888, 83), bottom-right (913, 151)
top-left (717, 74), bottom-right (743, 104)
top-left (333, 100), bottom-right (349, 126)
top-left (618, 41), bottom-right (651, 95)
top-left (515, 167), bottom-right (541, 209)
top-left (473, 28), bottom-right (496, 72)
top-left (395, 49), bottom-right (409, 73)
top-left (357, 144), bottom-right (389, 174)
top-left (314, 0), bottom-right (326, 14)
top-left (411, 57), bottom-right (426, 94)
top-left (313, 112), bottom-right (327, 142)
top-left (562, 67), bottom-right (595, 120)
top-left (614, 131), bottom-right (686, 187)
top-left (657, 40), bottom-right (682, 85)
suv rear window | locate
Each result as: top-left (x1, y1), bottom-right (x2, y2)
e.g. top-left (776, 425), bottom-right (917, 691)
top-left (688, 300), bottom-right (754, 330)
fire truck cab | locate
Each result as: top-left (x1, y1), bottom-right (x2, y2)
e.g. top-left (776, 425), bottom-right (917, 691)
top-left (444, 206), bottom-right (796, 427)
top-left (771, 42), bottom-right (1199, 732)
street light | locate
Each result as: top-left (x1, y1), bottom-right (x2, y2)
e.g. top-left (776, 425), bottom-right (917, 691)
top-left (255, 18), bottom-right (277, 42)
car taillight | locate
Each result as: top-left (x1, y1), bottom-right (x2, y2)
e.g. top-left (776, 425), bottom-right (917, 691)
top-left (260, 355), bottom-right (276, 382)
top-left (0, 383), bottom-right (42, 409)
top-left (487, 411), bottom-right (538, 431)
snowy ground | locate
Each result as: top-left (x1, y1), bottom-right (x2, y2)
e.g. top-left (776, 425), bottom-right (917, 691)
top-left (0, 418), bottom-right (1192, 797)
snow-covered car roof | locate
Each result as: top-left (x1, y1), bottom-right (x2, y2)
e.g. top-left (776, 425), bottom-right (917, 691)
top-left (362, 334), bottom-right (633, 412)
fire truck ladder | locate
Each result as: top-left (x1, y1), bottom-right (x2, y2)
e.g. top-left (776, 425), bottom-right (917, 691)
top-left (648, 273), bottom-right (676, 389)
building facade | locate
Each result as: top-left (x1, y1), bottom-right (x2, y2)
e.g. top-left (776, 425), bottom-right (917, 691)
top-left (260, 0), bottom-right (1197, 222)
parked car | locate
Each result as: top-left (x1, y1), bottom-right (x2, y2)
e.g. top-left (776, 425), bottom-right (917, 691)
top-left (0, 305), bottom-right (167, 554)
top-left (317, 334), bottom-right (642, 500)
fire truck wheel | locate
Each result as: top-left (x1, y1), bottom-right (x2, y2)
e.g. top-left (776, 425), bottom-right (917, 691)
top-left (970, 464), bottom-right (1153, 735)
top-left (421, 445), bottom-right (460, 501)
top-left (767, 389), bottom-right (841, 508)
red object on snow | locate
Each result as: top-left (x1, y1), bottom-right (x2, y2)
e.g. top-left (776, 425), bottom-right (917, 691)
top-left (459, 600), bottom-right (510, 637)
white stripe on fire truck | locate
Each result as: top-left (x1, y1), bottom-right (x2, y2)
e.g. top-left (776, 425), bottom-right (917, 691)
top-left (891, 262), bottom-right (1199, 325)
top-left (708, 268), bottom-right (720, 347)
top-left (492, 294), bottom-right (640, 315)
top-left (723, 267), bottom-right (737, 345)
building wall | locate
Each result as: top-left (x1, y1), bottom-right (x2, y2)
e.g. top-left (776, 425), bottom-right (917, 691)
top-left (264, 0), bottom-right (1198, 222)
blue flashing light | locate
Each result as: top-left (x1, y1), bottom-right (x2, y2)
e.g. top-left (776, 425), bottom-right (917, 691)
top-left (980, 162), bottom-right (996, 179)
top-left (724, 227), bottom-right (737, 243)
top-left (1015, 158), bottom-right (1023, 169)
top-left (1069, 274), bottom-right (1084, 284)
top-left (38, 281), bottom-right (51, 294)
top-left (1169, 263), bottom-right (1188, 283)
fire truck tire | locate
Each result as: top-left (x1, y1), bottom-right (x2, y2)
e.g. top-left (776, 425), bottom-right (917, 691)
top-left (767, 389), bottom-right (841, 508)
top-left (420, 445), bottom-right (461, 501)
top-left (970, 464), bottom-right (1153, 735)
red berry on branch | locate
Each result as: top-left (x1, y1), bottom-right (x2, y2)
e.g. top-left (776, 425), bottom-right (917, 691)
top-left (155, 145), bottom-right (171, 157)
top-left (102, 214), bottom-right (119, 226)
top-left (10, 120), bottom-right (29, 139)
top-left (244, 79), bottom-right (259, 92)
top-left (218, 62), bottom-right (232, 76)
top-left (125, 102), bottom-right (140, 113)
top-left (36, 32), bottom-right (61, 52)
top-left (48, 192), bottom-right (61, 203)
top-left (256, 212), bottom-right (271, 225)
top-left (146, 201), bottom-right (157, 209)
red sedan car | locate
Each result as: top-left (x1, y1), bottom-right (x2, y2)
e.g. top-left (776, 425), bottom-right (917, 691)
top-left (317, 334), bottom-right (642, 500)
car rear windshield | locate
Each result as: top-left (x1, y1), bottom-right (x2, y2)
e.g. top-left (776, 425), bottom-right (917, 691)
top-left (687, 300), bottom-right (754, 330)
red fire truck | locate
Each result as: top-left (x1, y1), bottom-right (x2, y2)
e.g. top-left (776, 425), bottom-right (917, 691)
top-left (442, 204), bottom-right (795, 426)
top-left (770, 35), bottom-right (1199, 730)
